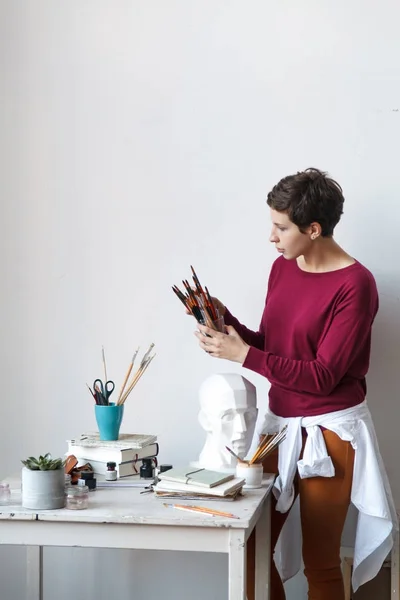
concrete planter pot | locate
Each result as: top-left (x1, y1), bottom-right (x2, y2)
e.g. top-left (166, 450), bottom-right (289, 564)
top-left (22, 467), bottom-right (65, 510)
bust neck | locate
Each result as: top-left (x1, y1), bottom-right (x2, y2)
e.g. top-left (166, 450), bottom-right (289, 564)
top-left (198, 435), bottom-right (235, 470)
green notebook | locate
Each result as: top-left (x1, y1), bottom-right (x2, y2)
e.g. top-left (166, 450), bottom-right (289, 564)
top-left (158, 467), bottom-right (234, 488)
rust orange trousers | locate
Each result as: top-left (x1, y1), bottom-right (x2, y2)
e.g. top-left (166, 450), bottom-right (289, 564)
top-left (247, 429), bottom-right (355, 600)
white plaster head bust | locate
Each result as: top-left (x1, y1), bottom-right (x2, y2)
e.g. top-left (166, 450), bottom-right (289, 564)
top-left (197, 373), bottom-right (258, 471)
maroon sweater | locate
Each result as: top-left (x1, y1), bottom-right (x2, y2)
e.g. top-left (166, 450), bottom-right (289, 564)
top-left (224, 256), bottom-right (379, 417)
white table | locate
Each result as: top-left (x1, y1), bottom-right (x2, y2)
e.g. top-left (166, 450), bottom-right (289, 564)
top-left (0, 475), bottom-right (274, 600)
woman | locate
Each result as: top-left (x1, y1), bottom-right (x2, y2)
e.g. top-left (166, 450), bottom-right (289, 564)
top-left (194, 168), bottom-right (396, 600)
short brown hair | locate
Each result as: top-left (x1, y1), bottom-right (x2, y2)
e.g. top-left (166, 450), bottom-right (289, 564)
top-left (266, 168), bottom-right (344, 237)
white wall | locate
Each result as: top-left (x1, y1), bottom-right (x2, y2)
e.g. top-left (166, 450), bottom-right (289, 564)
top-left (1, 1), bottom-right (400, 599)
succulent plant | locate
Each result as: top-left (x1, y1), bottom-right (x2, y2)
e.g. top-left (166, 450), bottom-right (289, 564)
top-left (21, 453), bottom-right (65, 471)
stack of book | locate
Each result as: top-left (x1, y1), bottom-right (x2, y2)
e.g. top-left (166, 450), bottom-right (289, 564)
top-left (153, 466), bottom-right (245, 501)
top-left (66, 432), bottom-right (158, 478)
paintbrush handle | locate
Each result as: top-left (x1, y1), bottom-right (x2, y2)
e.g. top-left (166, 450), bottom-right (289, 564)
top-left (172, 286), bottom-right (189, 309)
top-left (119, 354), bottom-right (156, 405)
top-left (102, 346), bottom-right (108, 383)
top-left (250, 428), bottom-right (287, 464)
top-left (249, 434), bottom-right (273, 464)
top-left (117, 361), bottom-right (134, 403)
top-left (225, 446), bottom-right (247, 463)
top-left (86, 384), bottom-right (97, 403)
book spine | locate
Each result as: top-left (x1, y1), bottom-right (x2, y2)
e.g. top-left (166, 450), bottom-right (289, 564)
top-left (67, 447), bottom-right (123, 463)
top-left (118, 461), bottom-right (142, 477)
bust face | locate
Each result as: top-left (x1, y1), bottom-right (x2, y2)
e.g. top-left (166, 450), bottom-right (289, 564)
top-left (217, 404), bottom-right (258, 455)
top-left (198, 373), bottom-right (258, 458)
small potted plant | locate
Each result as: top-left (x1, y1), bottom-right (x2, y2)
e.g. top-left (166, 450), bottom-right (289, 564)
top-left (21, 453), bottom-right (65, 510)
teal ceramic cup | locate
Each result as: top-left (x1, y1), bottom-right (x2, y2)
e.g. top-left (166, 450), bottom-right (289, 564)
top-left (95, 403), bottom-right (124, 441)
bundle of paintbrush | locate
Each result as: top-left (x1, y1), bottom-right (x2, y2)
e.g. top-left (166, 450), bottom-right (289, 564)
top-left (226, 425), bottom-right (288, 465)
top-left (172, 265), bottom-right (224, 332)
top-left (86, 344), bottom-right (156, 406)
top-left (116, 344), bottom-right (156, 406)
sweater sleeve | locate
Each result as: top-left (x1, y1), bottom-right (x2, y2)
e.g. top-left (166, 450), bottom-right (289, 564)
top-left (224, 308), bottom-right (265, 350)
top-left (242, 272), bottom-right (378, 395)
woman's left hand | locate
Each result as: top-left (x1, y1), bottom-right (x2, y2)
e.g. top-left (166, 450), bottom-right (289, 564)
top-left (194, 324), bottom-right (250, 363)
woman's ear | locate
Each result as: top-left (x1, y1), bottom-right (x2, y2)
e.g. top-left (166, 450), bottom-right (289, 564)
top-left (309, 222), bottom-right (322, 240)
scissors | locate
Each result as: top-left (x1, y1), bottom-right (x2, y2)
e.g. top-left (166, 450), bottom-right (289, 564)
top-left (93, 379), bottom-right (115, 405)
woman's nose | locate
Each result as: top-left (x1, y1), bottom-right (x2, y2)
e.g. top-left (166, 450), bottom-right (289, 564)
top-left (270, 232), bottom-right (279, 243)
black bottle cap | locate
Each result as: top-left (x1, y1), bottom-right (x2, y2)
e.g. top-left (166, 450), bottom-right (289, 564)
top-left (86, 478), bottom-right (96, 490)
top-left (79, 477), bottom-right (96, 490)
top-left (80, 471), bottom-right (94, 481)
top-left (159, 464), bottom-right (173, 473)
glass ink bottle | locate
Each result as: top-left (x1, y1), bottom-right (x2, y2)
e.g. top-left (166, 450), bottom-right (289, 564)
top-left (65, 485), bottom-right (89, 510)
top-left (140, 458), bottom-right (154, 480)
top-left (105, 462), bottom-right (117, 481)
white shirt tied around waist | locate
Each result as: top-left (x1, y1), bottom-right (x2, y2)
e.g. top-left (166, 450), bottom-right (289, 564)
top-left (261, 400), bottom-right (398, 593)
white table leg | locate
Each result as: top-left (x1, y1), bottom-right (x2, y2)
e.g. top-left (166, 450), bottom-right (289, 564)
top-left (255, 495), bottom-right (271, 600)
top-left (26, 546), bottom-right (43, 600)
top-left (342, 557), bottom-right (352, 600)
top-left (229, 529), bottom-right (246, 600)
top-left (391, 527), bottom-right (399, 600)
